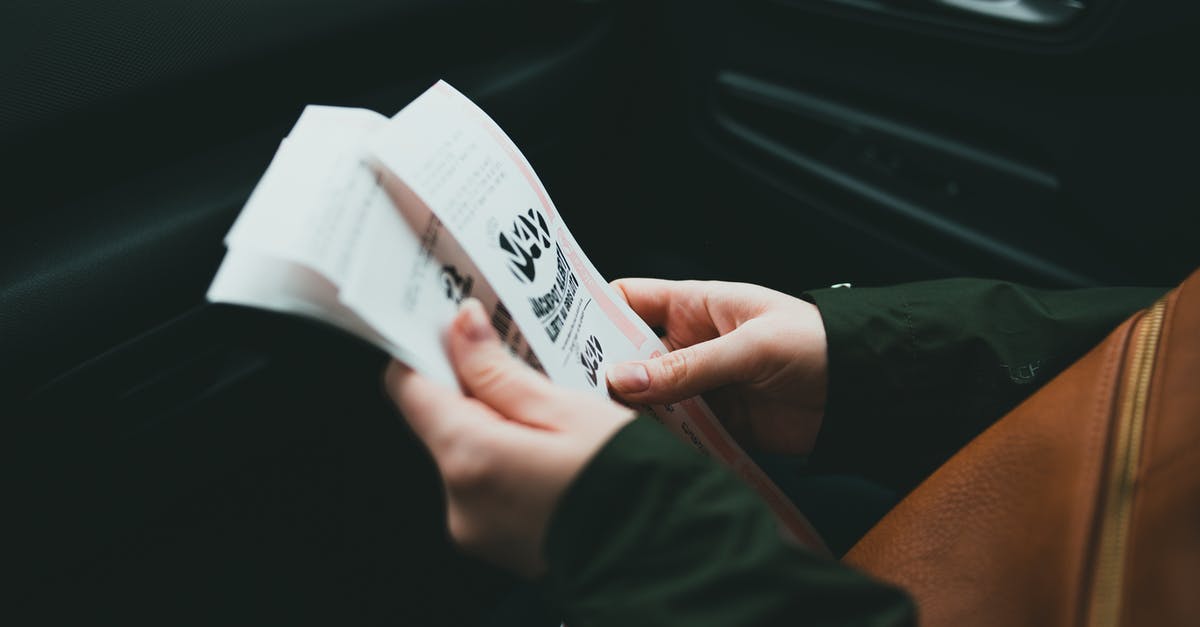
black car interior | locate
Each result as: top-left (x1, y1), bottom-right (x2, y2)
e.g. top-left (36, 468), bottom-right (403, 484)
top-left (4, 0), bottom-right (1198, 623)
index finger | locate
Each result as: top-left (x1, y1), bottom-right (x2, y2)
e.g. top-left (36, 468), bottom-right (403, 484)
top-left (610, 278), bottom-right (692, 328)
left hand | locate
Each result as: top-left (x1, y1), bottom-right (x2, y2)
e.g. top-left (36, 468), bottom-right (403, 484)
top-left (383, 298), bottom-right (635, 577)
top-left (606, 278), bottom-right (828, 456)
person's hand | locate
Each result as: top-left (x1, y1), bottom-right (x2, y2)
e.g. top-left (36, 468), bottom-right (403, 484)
top-left (606, 279), bottom-right (828, 456)
top-left (383, 298), bottom-right (635, 577)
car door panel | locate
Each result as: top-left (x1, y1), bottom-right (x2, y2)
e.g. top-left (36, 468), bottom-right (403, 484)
top-left (4, 2), bottom-right (624, 622)
top-left (639, 0), bottom-right (1199, 293)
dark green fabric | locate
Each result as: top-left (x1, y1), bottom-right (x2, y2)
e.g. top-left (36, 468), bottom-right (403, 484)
top-left (804, 280), bottom-right (1165, 492)
top-left (545, 417), bottom-right (914, 627)
top-left (542, 279), bottom-right (1166, 626)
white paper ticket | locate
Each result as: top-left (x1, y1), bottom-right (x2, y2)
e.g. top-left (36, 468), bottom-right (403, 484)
top-left (208, 82), bottom-right (827, 553)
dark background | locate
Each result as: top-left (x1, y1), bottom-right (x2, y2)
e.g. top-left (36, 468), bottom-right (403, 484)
top-left (3, 0), bottom-right (1198, 623)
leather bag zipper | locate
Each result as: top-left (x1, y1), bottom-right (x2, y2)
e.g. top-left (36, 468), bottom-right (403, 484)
top-left (1087, 298), bottom-right (1166, 627)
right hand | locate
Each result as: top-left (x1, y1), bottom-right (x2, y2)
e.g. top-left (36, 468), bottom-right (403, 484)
top-left (384, 299), bottom-right (635, 577)
top-left (606, 279), bottom-right (828, 456)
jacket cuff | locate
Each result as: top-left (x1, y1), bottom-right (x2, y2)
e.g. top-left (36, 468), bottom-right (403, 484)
top-left (542, 416), bottom-right (709, 600)
top-left (800, 280), bottom-right (1165, 491)
top-left (801, 285), bottom-right (913, 475)
top-left (541, 414), bottom-right (914, 627)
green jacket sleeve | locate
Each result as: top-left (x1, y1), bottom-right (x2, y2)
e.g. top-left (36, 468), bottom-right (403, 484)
top-left (545, 417), bottom-right (914, 627)
top-left (803, 279), bottom-right (1166, 492)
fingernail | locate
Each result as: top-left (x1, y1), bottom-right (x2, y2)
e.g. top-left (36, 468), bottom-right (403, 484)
top-left (458, 298), bottom-right (494, 342)
top-left (608, 362), bottom-right (650, 393)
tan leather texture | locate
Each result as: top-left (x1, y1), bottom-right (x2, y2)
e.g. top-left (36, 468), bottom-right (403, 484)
top-left (844, 269), bottom-right (1200, 627)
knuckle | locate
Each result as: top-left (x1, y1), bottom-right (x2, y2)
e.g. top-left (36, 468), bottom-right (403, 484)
top-left (466, 354), bottom-right (510, 393)
top-left (658, 350), bottom-right (692, 384)
top-left (440, 439), bottom-right (492, 492)
top-left (446, 509), bottom-right (480, 551)
top-left (382, 362), bottom-right (408, 402)
top-left (381, 362), bottom-right (398, 393)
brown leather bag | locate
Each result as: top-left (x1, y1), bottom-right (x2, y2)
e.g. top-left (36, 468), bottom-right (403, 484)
top-left (843, 269), bottom-right (1200, 627)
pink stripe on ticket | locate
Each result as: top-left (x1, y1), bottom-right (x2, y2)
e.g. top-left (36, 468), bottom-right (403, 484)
top-left (481, 123), bottom-right (558, 224)
top-left (675, 396), bottom-right (828, 552)
top-left (557, 229), bottom-right (647, 349)
top-left (680, 398), bottom-right (738, 461)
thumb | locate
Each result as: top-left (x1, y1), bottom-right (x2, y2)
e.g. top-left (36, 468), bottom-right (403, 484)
top-left (607, 330), bottom-right (755, 404)
top-left (447, 298), bottom-right (569, 430)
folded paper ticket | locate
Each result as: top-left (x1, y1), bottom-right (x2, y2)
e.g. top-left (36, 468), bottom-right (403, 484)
top-left (208, 81), bottom-right (826, 552)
